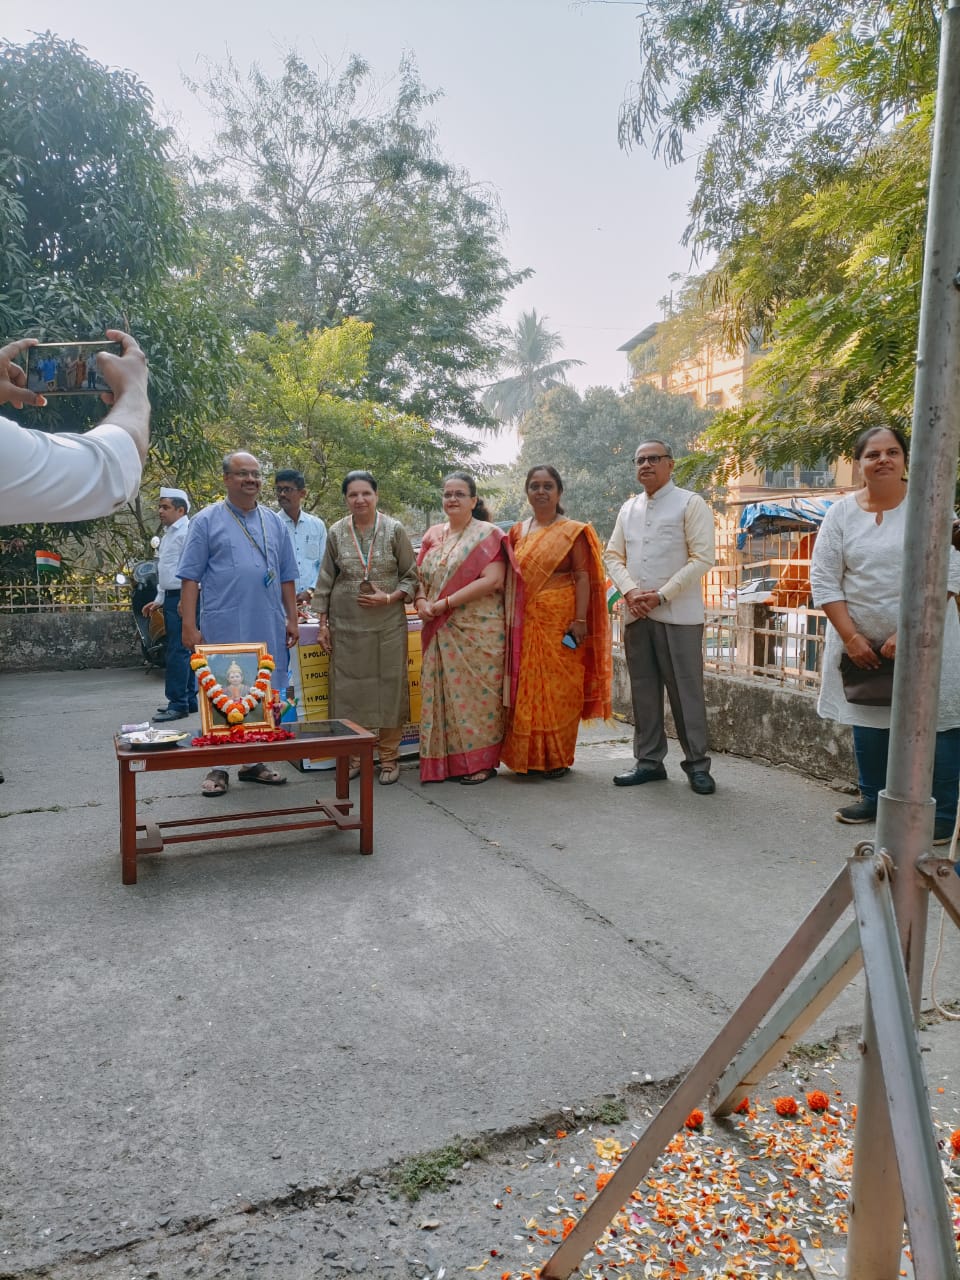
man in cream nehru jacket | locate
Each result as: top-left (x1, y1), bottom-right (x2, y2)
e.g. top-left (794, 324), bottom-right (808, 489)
top-left (604, 440), bottom-right (717, 794)
top-left (145, 487), bottom-right (197, 722)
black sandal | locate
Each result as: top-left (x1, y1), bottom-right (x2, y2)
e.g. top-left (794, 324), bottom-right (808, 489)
top-left (460, 768), bottom-right (497, 786)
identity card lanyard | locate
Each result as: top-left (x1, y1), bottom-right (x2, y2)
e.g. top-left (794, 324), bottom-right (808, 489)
top-left (348, 513), bottom-right (380, 595)
top-left (225, 503), bottom-right (275, 587)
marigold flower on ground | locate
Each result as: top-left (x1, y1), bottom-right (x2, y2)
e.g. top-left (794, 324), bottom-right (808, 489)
top-left (950, 1129), bottom-right (960, 1158)
top-left (593, 1137), bottom-right (624, 1161)
top-left (774, 1096), bottom-right (799, 1117)
top-left (684, 1109), bottom-right (705, 1131)
top-left (561, 1216), bottom-right (577, 1238)
top-left (555, 1130), bottom-right (567, 1139)
top-left (595, 1171), bottom-right (613, 1192)
top-left (807, 1090), bottom-right (830, 1113)
top-left (733, 1096), bottom-right (750, 1114)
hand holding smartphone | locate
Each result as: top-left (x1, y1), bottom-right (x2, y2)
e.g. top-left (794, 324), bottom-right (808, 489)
top-left (24, 340), bottom-right (123, 397)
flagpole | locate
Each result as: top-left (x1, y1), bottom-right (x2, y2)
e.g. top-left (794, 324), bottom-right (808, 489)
top-left (844, 3), bottom-right (960, 1275)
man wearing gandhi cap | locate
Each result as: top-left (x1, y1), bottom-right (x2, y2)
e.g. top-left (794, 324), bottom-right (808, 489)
top-left (146, 487), bottom-right (198, 721)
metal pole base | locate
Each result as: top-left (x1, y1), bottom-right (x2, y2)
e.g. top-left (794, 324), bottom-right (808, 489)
top-left (803, 1247), bottom-right (915, 1279)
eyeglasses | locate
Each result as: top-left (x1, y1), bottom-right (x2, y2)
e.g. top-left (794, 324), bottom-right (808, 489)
top-left (443, 491), bottom-right (472, 500)
top-left (274, 485), bottom-right (300, 494)
top-left (635, 454), bottom-right (670, 465)
top-left (228, 469), bottom-right (262, 479)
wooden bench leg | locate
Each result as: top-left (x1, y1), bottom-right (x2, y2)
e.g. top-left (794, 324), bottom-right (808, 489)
top-left (119, 761), bottom-right (138, 885)
top-left (359, 747), bottom-right (374, 855)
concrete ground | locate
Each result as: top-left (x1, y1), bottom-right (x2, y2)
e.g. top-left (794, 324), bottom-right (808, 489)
top-left (1, 669), bottom-right (957, 1278)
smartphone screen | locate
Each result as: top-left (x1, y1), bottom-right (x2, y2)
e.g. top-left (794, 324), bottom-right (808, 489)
top-left (24, 340), bottom-right (122, 396)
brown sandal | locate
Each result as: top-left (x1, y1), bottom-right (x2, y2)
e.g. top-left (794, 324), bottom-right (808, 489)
top-left (237, 764), bottom-right (287, 786)
top-left (201, 769), bottom-right (229, 797)
top-left (379, 763), bottom-right (400, 785)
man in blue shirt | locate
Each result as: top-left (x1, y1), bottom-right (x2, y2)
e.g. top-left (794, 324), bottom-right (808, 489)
top-left (274, 469), bottom-right (327, 605)
top-left (179, 452), bottom-right (299, 794)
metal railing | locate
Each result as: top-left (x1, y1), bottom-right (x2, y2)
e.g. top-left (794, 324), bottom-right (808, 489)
top-left (612, 601), bottom-right (826, 692)
top-left (8, 574), bottom-right (827, 690)
top-left (0, 578), bottom-right (128, 613)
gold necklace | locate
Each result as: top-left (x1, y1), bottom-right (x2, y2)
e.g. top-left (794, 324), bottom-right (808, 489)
top-left (438, 521), bottom-right (469, 567)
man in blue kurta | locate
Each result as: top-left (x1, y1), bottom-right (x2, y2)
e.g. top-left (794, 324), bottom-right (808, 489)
top-left (178, 451), bottom-right (299, 794)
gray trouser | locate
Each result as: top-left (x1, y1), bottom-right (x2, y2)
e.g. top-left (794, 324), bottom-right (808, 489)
top-left (624, 617), bottom-right (710, 773)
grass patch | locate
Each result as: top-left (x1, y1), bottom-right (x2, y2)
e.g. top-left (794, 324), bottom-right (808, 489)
top-left (787, 1036), bottom-right (843, 1064)
top-left (590, 1097), bottom-right (629, 1125)
top-left (393, 1138), bottom-right (487, 1202)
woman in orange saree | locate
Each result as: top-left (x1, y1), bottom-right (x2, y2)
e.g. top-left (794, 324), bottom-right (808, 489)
top-left (502, 466), bottom-right (611, 778)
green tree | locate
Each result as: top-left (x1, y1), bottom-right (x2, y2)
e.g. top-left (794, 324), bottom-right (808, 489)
top-left (615, 2), bottom-right (943, 484)
top-left (497, 383), bottom-right (712, 539)
top-left (185, 52), bottom-right (527, 431)
top-left (222, 320), bottom-right (480, 520)
top-left (482, 309), bottom-right (584, 430)
top-left (618, 0), bottom-right (938, 254)
top-left (0, 35), bottom-right (238, 562)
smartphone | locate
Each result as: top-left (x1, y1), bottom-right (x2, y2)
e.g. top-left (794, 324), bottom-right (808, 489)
top-left (24, 340), bottom-right (121, 396)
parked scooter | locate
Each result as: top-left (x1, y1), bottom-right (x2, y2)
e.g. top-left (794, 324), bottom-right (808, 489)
top-left (116, 547), bottom-right (167, 668)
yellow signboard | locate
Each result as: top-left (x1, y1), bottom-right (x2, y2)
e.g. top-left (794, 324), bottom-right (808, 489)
top-left (297, 616), bottom-right (422, 769)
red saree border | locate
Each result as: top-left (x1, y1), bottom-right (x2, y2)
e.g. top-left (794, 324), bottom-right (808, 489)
top-left (419, 742), bottom-right (502, 782)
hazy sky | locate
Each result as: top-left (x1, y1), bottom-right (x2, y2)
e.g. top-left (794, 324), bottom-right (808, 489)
top-left (7, 0), bottom-right (698, 458)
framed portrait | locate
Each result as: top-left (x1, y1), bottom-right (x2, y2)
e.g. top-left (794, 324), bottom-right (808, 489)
top-left (194, 642), bottom-right (274, 735)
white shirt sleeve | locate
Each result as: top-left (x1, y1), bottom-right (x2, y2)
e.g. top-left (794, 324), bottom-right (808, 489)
top-left (658, 494), bottom-right (716, 603)
top-left (603, 502), bottom-right (637, 597)
top-left (0, 417), bottom-right (142, 524)
top-left (810, 501), bottom-right (846, 608)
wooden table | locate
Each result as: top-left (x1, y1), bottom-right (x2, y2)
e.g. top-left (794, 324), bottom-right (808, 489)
top-left (114, 720), bottom-right (376, 884)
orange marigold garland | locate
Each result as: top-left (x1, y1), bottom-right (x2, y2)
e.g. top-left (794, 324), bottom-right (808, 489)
top-left (774, 1095), bottom-right (799, 1117)
top-left (191, 653), bottom-right (276, 726)
top-left (807, 1090), bottom-right (831, 1114)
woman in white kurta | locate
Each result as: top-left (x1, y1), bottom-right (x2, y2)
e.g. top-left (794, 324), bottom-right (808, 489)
top-left (810, 425), bottom-right (960, 840)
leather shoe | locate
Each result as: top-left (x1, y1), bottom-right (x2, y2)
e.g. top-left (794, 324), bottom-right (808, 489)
top-left (613, 764), bottom-right (667, 787)
top-left (152, 708), bottom-right (188, 722)
top-left (688, 769), bottom-right (716, 795)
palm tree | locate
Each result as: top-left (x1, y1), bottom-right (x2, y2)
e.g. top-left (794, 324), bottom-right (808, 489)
top-left (482, 309), bottom-right (583, 430)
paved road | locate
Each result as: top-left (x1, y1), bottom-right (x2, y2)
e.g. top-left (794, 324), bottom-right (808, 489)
top-left (1, 669), bottom-right (956, 1275)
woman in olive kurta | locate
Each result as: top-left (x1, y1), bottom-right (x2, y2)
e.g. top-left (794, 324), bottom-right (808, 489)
top-left (313, 471), bottom-right (418, 784)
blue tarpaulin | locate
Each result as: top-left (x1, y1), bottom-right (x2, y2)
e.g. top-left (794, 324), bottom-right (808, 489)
top-left (736, 496), bottom-right (835, 549)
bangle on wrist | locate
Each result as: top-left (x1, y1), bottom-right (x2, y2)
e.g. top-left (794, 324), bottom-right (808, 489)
top-left (574, 618), bottom-right (586, 623)
top-left (446, 595), bottom-right (453, 610)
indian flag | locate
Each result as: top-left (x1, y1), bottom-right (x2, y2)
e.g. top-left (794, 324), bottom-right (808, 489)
top-left (35, 550), bottom-right (62, 572)
top-left (605, 579), bottom-right (622, 612)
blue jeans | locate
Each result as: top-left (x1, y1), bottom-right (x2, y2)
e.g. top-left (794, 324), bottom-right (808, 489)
top-left (162, 592), bottom-right (197, 713)
top-left (852, 725), bottom-right (960, 825)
